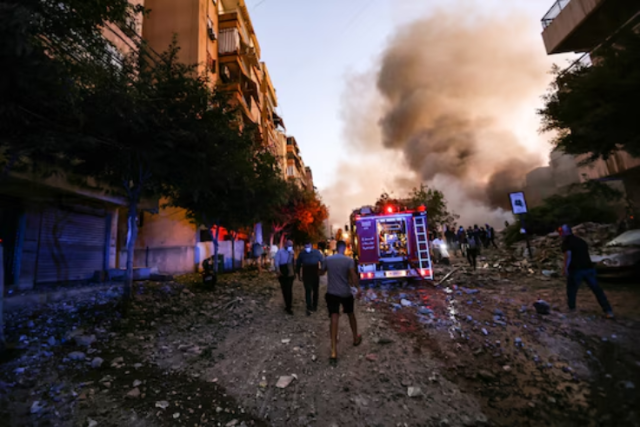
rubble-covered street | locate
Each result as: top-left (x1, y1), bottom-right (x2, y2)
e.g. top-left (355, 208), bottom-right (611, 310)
top-left (1, 244), bottom-right (639, 426)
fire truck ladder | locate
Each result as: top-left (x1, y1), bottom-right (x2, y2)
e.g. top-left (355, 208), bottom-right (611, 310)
top-left (413, 215), bottom-right (433, 279)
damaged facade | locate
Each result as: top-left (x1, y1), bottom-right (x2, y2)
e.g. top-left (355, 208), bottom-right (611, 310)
top-left (526, 0), bottom-right (640, 210)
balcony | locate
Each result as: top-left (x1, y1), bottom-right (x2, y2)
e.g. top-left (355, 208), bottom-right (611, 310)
top-left (542, 0), bottom-right (572, 29)
top-left (541, 0), bottom-right (640, 54)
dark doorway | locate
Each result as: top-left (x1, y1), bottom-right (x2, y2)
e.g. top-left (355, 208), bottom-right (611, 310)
top-left (0, 197), bottom-right (21, 286)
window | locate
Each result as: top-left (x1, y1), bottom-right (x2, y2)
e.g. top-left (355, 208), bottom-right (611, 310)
top-left (287, 166), bottom-right (294, 177)
top-left (207, 17), bottom-right (216, 41)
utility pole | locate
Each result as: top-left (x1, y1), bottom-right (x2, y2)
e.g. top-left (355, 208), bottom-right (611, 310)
top-left (0, 242), bottom-right (5, 352)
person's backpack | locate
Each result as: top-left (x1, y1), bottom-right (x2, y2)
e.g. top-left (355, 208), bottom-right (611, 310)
top-left (468, 236), bottom-right (477, 249)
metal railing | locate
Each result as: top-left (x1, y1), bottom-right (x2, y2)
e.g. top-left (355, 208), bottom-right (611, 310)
top-left (541, 0), bottom-right (572, 29)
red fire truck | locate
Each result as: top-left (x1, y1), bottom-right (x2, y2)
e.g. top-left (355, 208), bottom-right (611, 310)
top-left (349, 204), bottom-right (434, 283)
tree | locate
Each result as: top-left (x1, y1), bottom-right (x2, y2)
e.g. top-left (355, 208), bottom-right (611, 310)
top-left (167, 111), bottom-right (287, 273)
top-left (374, 192), bottom-right (404, 213)
top-left (371, 185), bottom-right (457, 229)
top-left (0, 0), bottom-right (143, 176)
top-left (407, 184), bottom-right (458, 227)
top-left (68, 43), bottom-right (217, 304)
top-left (264, 183), bottom-right (328, 246)
top-left (289, 190), bottom-right (329, 243)
top-left (539, 28), bottom-right (640, 161)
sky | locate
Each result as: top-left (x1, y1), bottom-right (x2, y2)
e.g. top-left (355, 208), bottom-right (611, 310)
top-left (247, 0), bottom-right (576, 228)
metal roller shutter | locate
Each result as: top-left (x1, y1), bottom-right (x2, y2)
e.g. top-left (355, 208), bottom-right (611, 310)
top-left (36, 207), bottom-right (107, 284)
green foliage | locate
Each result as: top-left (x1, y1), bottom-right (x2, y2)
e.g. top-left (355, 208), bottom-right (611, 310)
top-left (503, 180), bottom-right (623, 246)
top-left (371, 184), bottom-right (457, 228)
top-left (0, 0), bottom-right (142, 176)
top-left (539, 28), bottom-right (640, 161)
top-left (407, 184), bottom-right (459, 226)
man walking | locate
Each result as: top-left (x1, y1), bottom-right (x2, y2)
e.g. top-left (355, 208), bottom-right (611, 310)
top-left (322, 240), bottom-right (361, 365)
top-left (252, 240), bottom-right (264, 273)
top-left (560, 225), bottom-right (614, 318)
top-left (296, 241), bottom-right (325, 316)
top-left (486, 224), bottom-right (498, 249)
top-left (465, 232), bottom-right (478, 271)
top-left (275, 240), bottom-right (295, 315)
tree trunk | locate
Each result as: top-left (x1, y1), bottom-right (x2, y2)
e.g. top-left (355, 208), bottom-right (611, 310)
top-left (254, 222), bottom-right (263, 244)
top-left (124, 201), bottom-right (139, 308)
top-left (213, 223), bottom-right (220, 273)
top-left (0, 244), bottom-right (5, 352)
top-left (231, 232), bottom-right (236, 271)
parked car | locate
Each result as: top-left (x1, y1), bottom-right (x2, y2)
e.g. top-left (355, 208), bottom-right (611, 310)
top-left (591, 230), bottom-right (640, 280)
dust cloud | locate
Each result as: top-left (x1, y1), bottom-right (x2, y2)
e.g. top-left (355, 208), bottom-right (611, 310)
top-left (323, 7), bottom-right (556, 228)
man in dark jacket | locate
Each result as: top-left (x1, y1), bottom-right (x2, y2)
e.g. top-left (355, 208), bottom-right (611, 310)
top-left (560, 225), bottom-right (614, 318)
top-left (296, 241), bottom-right (325, 316)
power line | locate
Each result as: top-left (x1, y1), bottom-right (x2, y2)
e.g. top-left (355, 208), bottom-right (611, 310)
top-left (341, 0), bottom-right (378, 36)
top-left (253, 0), bottom-right (268, 10)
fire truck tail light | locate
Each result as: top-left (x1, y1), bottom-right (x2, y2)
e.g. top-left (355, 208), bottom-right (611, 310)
top-left (419, 269), bottom-right (431, 277)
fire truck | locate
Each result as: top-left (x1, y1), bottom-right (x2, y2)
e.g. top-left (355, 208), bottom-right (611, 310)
top-left (349, 204), bottom-right (434, 283)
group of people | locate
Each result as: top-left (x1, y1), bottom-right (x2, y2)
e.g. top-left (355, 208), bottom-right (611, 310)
top-left (245, 221), bottom-right (615, 365)
top-left (431, 224), bottom-right (498, 270)
top-left (274, 239), bottom-right (361, 365)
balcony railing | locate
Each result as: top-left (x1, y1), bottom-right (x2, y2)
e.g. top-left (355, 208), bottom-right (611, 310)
top-left (541, 0), bottom-right (572, 29)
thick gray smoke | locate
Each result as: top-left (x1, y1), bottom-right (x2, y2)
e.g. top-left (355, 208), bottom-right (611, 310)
top-left (323, 8), bottom-right (555, 227)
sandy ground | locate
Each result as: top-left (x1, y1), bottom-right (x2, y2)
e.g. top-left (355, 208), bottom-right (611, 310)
top-left (1, 252), bottom-right (639, 427)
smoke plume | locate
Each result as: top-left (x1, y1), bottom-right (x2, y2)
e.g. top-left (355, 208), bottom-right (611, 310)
top-left (323, 7), bottom-right (556, 227)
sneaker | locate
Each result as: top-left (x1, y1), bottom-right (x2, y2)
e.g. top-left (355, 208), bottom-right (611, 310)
top-left (306, 310), bottom-right (311, 317)
top-left (604, 311), bottom-right (615, 319)
top-left (286, 309), bottom-right (293, 315)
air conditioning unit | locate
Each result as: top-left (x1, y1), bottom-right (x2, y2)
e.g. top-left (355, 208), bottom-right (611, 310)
top-left (207, 27), bottom-right (216, 41)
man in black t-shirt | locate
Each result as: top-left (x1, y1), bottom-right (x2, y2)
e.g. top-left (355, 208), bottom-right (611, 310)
top-left (560, 225), bottom-right (613, 318)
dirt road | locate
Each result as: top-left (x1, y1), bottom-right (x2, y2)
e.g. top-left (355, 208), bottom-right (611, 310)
top-left (1, 257), bottom-right (639, 426)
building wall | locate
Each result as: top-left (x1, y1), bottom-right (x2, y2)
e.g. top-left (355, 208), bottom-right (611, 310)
top-left (143, 0), bottom-right (218, 77)
top-left (117, 201), bottom-right (198, 274)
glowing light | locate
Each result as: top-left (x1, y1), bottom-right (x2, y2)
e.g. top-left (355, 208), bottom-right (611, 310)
top-left (386, 206), bottom-right (393, 213)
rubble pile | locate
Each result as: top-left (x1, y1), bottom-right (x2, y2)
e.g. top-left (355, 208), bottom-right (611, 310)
top-left (1, 265), bottom-right (637, 426)
top-left (0, 273), bottom-right (273, 427)
top-left (507, 222), bottom-right (617, 271)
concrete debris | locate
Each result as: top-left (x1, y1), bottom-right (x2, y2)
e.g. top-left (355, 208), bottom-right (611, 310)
top-left (68, 351), bottom-right (86, 361)
top-left (91, 357), bottom-right (104, 369)
top-left (533, 300), bottom-right (551, 315)
top-left (30, 401), bottom-right (45, 414)
top-left (74, 334), bottom-right (97, 347)
top-left (275, 376), bottom-right (295, 389)
top-left (126, 388), bottom-right (141, 399)
top-left (407, 387), bottom-right (423, 397)
top-left (155, 400), bottom-right (170, 409)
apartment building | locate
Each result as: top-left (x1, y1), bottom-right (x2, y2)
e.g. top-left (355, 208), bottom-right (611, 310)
top-left (285, 137), bottom-right (314, 190)
top-left (532, 0), bottom-right (640, 209)
top-left (0, 1), bottom-right (148, 290)
top-left (133, 0), bottom-right (314, 274)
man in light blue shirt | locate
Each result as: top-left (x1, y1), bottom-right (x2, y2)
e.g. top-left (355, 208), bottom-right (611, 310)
top-left (275, 240), bottom-right (295, 315)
